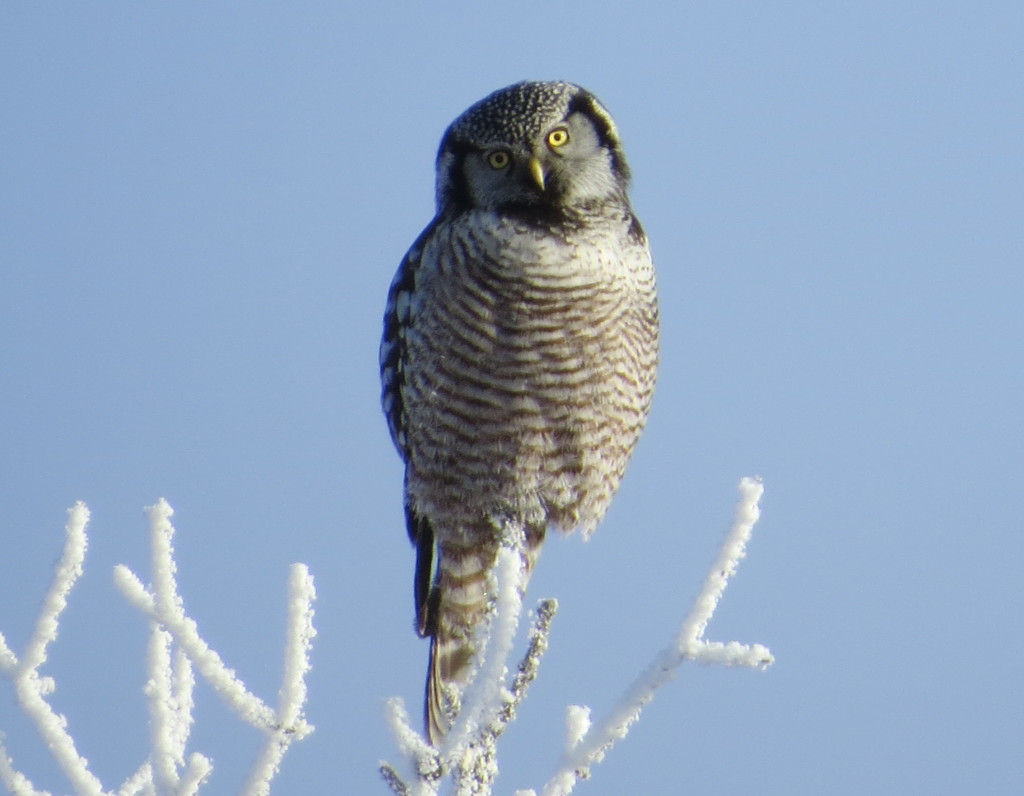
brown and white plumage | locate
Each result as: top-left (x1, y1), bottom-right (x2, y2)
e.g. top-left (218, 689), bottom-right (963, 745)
top-left (380, 81), bottom-right (658, 744)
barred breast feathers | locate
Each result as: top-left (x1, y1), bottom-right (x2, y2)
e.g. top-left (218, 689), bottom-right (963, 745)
top-left (398, 208), bottom-right (657, 538)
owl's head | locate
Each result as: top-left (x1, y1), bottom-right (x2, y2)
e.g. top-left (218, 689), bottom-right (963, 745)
top-left (434, 81), bottom-right (632, 218)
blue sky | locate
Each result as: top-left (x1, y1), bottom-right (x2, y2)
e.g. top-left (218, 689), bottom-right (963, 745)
top-left (2, 3), bottom-right (1022, 794)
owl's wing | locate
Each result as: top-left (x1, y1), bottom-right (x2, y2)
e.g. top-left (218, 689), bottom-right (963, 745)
top-left (406, 496), bottom-right (437, 637)
top-left (379, 221), bottom-right (437, 460)
top-left (381, 222), bottom-right (441, 632)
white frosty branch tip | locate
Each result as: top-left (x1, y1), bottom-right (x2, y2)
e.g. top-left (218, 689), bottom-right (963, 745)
top-left (536, 477), bottom-right (771, 796)
top-left (0, 737), bottom-right (47, 796)
top-left (443, 545), bottom-right (524, 756)
top-left (381, 696), bottom-right (441, 792)
top-left (564, 706), bottom-right (591, 754)
top-left (2, 502), bottom-right (106, 796)
top-left (21, 502), bottom-right (90, 675)
top-left (276, 563), bottom-right (317, 731)
top-left (686, 640), bottom-right (774, 668)
top-left (3, 500), bottom-right (318, 796)
top-left (678, 476), bottom-right (765, 647)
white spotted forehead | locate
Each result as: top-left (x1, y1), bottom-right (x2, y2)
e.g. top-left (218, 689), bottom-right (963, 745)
top-left (448, 81), bottom-right (617, 147)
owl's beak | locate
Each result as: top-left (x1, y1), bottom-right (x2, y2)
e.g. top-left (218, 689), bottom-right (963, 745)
top-left (528, 156), bottom-right (546, 191)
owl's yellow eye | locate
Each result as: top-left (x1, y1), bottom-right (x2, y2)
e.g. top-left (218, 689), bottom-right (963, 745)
top-left (487, 151), bottom-right (511, 169)
top-left (547, 128), bottom-right (570, 148)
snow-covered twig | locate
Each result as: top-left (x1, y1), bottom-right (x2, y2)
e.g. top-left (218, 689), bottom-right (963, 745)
top-left (445, 542), bottom-right (524, 756)
top-left (0, 502), bottom-right (105, 796)
top-left (113, 500), bottom-right (280, 731)
top-left (501, 598), bottom-right (556, 728)
top-left (113, 499), bottom-right (316, 795)
top-left (241, 564), bottom-right (318, 796)
top-left (0, 500), bottom-right (317, 796)
top-left (384, 477), bottom-right (773, 796)
top-left (0, 741), bottom-right (49, 796)
top-left (381, 530), bottom-right (558, 796)
top-left (535, 477), bottom-right (771, 796)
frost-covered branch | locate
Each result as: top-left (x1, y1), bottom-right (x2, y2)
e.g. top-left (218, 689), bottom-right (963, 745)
top-left (381, 527), bottom-right (559, 796)
top-left (241, 564), bottom-right (318, 796)
top-left (383, 477), bottom-right (773, 796)
top-left (0, 500), bottom-right (316, 796)
top-left (534, 476), bottom-right (771, 796)
top-left (0, 502), bottom-right (106, 796)
top-left (113, 501), bottom-right (280, 731)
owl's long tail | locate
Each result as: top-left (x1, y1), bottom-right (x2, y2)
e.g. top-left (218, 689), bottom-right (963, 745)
top-left (422, 526), bottom-right (544, 747)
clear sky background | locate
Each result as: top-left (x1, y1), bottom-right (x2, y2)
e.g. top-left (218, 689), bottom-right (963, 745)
top-left (2, 3), bottom-right (1022, 794)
